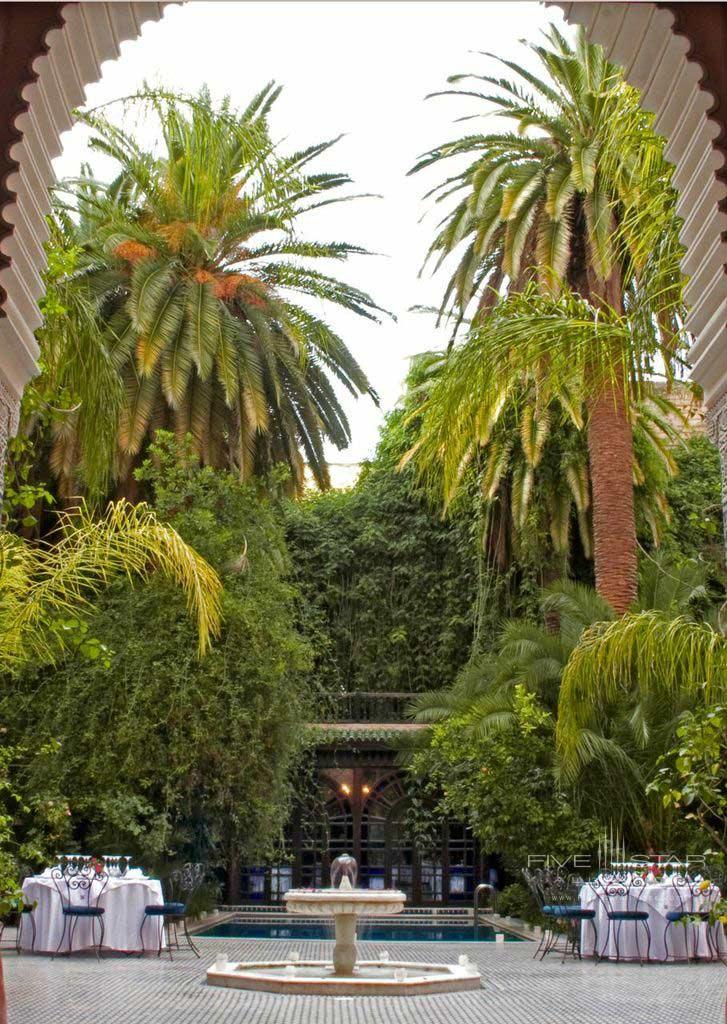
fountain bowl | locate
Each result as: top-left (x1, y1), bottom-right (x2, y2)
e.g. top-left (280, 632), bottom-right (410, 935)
top-left (283, 887), bottom-right (406, 916)
top-left (206, 958), bottom-right (482, 996)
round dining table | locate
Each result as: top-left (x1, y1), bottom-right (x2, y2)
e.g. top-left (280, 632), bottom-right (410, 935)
top-left (21, 869), bottom-right (165, 954)
top-left (579, 875), bottom-right (725, 962)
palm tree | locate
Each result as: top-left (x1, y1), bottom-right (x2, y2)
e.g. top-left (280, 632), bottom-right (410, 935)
top-left (52, 86), bottom-right (387, 496)
top-left (556, 602), bottom-right (727, 787)
top-left (404, 347), bottom-right (685, 573)
top-left (0, 499), bottom-right (222, 671)
top-left (410, 554), bottom-right (715, 842)
top-left (409, 26), bottom-right (686, 612)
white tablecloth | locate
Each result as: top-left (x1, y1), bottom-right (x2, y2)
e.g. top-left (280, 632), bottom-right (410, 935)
top-left (21, 872), bottom-right (165, 954)
top-left (579, 878), bottom-right (725, 961)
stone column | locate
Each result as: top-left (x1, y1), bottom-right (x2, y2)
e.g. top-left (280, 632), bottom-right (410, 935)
top-left (706, 391), bottom-right (727, 553)
top-left (332, 914), bottom-right (357, 975)
top-left (0, 375), bottom-right (20, 505)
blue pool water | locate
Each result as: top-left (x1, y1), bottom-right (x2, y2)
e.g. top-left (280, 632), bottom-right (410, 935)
top-left (197, 920), bottom-right (521, 942)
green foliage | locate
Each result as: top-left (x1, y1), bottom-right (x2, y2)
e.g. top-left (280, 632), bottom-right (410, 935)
top-left (283, 408), bottom-right (478, 695)
top-left (648, 705), bottom-right (727, 857)
top-left (48, 86), bottom-right (387, 497)
top-left (1, 431), bottom-right (55, 534)
top-left (409, 686), bottom-right (601, 873)
top-left (664, 436), bottom-right (725, 571)
top-left (2, 225), bottom-right (124, 512)
top-left (0, 739), bottom-right (71, 915)
top-left (3, 434), bottom-right (311, 879)
top-left (412, 556), bottom-right (722, 851)
top-left (495, 882), bottom-right (539, 924)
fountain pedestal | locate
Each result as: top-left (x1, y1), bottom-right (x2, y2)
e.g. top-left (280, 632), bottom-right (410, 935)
top-left (333, 913), bottom-right (356, 975)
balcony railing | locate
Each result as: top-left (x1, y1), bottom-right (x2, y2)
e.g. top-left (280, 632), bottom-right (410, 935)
top-left (315, 691), bottom-right (414, 724)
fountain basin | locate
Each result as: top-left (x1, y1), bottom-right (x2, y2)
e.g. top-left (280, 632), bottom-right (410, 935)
top-left (283, 888), bottom-right (406, 917)
top-left (206, 958), bottom-right (482, 996)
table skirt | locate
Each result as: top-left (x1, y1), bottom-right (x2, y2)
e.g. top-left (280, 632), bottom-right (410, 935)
top-left (21, 876), bottom-right (165, 954)
top-left (579, 884), bottom-right (726, 962)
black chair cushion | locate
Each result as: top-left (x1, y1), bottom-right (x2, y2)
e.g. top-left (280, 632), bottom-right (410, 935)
top-left (63, 906), bottom-right (105, 916)
top-left (145, 902), bottom-right (186, 916)
top-left (607, 910), bottom-right (649, 920)
top-left (542, 904), bottom-right (596, 918)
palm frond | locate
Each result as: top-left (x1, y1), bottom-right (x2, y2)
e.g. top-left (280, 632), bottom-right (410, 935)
top-left (0, 500), bottom-right (222, 669)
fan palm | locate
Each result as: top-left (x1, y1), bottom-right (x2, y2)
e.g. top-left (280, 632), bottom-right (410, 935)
top-left (0, 500), bottom-right (222, 671)
top-left (409, 27), bottom-right (686, 612)
top-left (52, 86), bottom-right (386, 496)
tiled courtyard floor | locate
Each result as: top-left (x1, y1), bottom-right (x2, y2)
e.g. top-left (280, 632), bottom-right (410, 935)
top-left (4, 936), bottom-right (726, 1024)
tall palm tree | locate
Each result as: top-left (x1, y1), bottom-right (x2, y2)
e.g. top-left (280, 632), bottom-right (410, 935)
top-left (409, 27), bottom-right (686, 612)
top-left (53, 86), bottom-right (387, 496)
top-left (0, 500), bottom-right (222, 671)
top-left (404, 347), bottom-right (685, 572)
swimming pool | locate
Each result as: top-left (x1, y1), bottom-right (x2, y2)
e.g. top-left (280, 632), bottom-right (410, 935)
top-left (197, 919), bottom-right (521, 942)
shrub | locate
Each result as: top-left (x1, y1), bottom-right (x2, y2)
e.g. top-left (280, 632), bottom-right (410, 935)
top-left (495, 883), bottom-right (539, 923)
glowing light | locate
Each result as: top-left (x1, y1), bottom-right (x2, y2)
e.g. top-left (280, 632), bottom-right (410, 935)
top-left (362, 784), bottom-right (371, 795)
top-left (340, 783), bottom-right (351, 795)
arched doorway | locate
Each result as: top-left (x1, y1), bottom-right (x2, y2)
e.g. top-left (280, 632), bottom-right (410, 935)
top-left (289, 768), bottom-right (478, 905)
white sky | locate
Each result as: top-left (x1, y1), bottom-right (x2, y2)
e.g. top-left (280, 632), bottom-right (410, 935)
top-left (54, 0), bottom-right (568, 463)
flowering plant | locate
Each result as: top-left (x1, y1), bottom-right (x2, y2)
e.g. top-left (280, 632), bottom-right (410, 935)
top-left (88, 856), bottom-right (104, 875)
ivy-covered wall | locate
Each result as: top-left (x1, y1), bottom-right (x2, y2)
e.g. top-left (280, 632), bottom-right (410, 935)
top-left (284, 409), bottom-right (479, 697)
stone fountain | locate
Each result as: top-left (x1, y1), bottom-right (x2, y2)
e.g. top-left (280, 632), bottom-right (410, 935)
top-left (206, 854), bottom-right (481, 996)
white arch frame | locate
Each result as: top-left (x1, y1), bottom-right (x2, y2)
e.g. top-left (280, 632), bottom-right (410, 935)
top-left (554, 3), bottom-right (727, 409)
top-left (1, 1), bottom-right (726, 498)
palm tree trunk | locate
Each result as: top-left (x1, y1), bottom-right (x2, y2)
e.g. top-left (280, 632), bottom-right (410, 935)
top-left (586, 378), bottom-right (638, 613)
top-left (585, 269), bottom-right (638, 614)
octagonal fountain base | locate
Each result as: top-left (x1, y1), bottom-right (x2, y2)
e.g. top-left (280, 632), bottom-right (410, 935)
top-left (206, 958), bottom-right (482, 996)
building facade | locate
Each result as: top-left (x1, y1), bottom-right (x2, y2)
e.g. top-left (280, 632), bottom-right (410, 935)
top-left (236, 694), bottom-right (483, 905)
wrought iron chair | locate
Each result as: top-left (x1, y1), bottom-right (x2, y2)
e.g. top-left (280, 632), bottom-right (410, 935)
top-left (140, 862), bottom-right (205, 958)
top-left (662, 873), bottom-right (696, 962)
top-left (50, 859), bottom-right (108, 959)
top-left (522, 867), bottom-right (597, 961)
top-left (15, 900), bottom-right (36, 953)
top-left (664, 874), bottom-right (726, 963)
top-left (589, 872), bottom-right (651, 964)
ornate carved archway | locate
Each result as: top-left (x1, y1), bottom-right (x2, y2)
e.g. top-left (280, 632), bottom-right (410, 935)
top-left (0, 2), bottom-right (169, 471)
top-left (554, 3), bottom-right (727, 520)
top-left (1, 2), bottom-right (726, 516)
